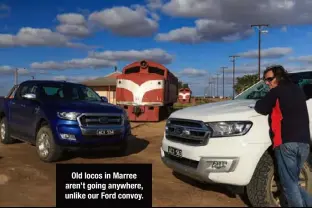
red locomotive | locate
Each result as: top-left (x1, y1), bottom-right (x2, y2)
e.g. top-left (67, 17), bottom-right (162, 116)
top-left (178, 88), bottom-right (192, 103)
top-left (116, 60), bottom-right (178, 121)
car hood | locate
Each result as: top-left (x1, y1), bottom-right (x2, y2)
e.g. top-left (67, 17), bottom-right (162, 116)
top-left (45, 100), bottom-right (124, 114)
top-left (170, 99), bottom-right (263, 122)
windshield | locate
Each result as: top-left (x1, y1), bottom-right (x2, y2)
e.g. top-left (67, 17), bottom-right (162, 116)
top-left (37, 82), bottom-right (102, 102)
top-left (235, 71), bottom-right (312, 100)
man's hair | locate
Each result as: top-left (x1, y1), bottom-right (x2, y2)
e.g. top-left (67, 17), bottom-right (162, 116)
top-left (263, 65), bottom-right (292, 83)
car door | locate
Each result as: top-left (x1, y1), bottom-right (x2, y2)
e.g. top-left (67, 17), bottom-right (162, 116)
top-left (294, 72), bottom-right (312, 141)
top-left (8, 83), bottom-right (31, 137)
top-left (22, 84), bottom-right (40, 140)
top-left (303, 84), bottom-right (312, 141)
top-left (9, 83), bottom-right (38, 140)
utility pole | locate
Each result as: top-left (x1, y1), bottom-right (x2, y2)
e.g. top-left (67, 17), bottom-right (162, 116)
top-left (208, 81), bottom-right (213, 97)
top-left (216, 73), bottom-right (219, 97)
top-left (251, 24), bottom-right (269, 80)
top-left (14, 68), bottom-right (18, 85)
top-left (220, 67), bottom-right (227, 98)
top-left (229, 55), bottom-right (239, 99)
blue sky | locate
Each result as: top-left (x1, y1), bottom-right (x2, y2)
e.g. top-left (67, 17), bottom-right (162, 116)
top-left (1, 0), bottom-right (312, 96)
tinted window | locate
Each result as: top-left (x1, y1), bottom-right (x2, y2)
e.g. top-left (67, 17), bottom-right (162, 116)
top-left (125, 67), bottom-right (140, 74)
top-left (235, 71), bottom-right (312, 100)
top-left (148, 67), bottom-right (164, 76)
top-left (38, 83), bottom-right (101, 101)
top-left (43, 87), bottom-right (59, 96)
top-left (17, 83), bottom-right (36, 99)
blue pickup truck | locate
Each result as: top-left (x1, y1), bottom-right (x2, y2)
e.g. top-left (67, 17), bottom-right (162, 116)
top-left (0, 80), bottom-right (131, 162)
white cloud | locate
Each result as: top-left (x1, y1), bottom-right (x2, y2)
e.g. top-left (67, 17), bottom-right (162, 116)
top-left (88, 48), bottom-right (173, 64)
top-left (52, 75), bottom-right (98, 82)
top-left (0, 4), bottom-right (10, 18)
top-left (161, 0), bottom-right (312, 25)
top-left (0, 65), bottom-right (47, 76)
top-left (146, 0), bottom-right (163, 10)
top-left (31, 58), bottom-right (117, 70)
top-left (237, 47), bottom-right (293, 59)
top-left (155, 19), bottom-right (253, 43)
top-left (56, 13), bottom-right (91, 38)
top-left (177, 68), bottom-right (208, 77)
top-left (57, 13), bottom-right (86, 25)
top-left (156, 0), bottom-right (312, 44)
top-left (88, 6), bottom-right (158, 37)
top-left (281, 26), bottom-right (288, 32)
top-left (289, 55), bottom-right (312, 64)
top-left (0, 27), bottom-right (90, 48)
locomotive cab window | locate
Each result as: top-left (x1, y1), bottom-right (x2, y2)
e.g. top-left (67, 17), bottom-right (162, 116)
top-left (125, 67), bottom-right (140, 74)
top-left (148, 67), bottom-right (165, 76)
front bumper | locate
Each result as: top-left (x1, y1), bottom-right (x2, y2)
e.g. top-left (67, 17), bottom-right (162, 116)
top-left (161, 135), bottom-right (270, 186)
top-left (161, 148), bottom-right (239, 183)
top-left (52, 119), bottom-right (131, 147)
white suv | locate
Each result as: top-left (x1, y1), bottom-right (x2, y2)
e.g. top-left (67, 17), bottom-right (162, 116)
top-left (161, 70), bottom-right (312, 207)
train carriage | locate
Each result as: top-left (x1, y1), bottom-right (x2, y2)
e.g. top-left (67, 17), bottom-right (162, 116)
top-left (116, 60), bottom-right (178, 121)
top-left (178, 88), bottom-right (192, 103)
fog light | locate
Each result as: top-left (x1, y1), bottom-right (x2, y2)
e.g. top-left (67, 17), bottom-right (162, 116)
top-left (210, 161), bottom-right (228, 169)
top-left (60, 133), bottom-right (76, 141)
top-left (202, 159), bottom-right (236, 172)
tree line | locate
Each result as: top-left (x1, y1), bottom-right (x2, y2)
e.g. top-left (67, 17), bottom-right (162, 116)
top-left (178, 73), bottom-right (259, 95)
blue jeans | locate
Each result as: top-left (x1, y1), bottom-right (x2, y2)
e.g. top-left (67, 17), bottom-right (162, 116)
top-left (274, 142), bottom-right (312, 207)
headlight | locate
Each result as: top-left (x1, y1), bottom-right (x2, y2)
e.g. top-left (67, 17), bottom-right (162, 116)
top-left (57, 112), bottom-right (81, 121)
top-left (205, 121), bottom-right (252, 137)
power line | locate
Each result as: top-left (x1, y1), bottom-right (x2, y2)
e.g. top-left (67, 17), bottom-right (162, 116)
top-left (220, 67), bottom-right (227, 98)
top-left (229, 55), bottom-right (239, 99)
top-left (251, 24), bottom-right (269, 80)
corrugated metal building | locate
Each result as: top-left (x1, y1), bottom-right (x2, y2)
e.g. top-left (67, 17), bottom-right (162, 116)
top-left (81, 71), bottom-right (121, 104)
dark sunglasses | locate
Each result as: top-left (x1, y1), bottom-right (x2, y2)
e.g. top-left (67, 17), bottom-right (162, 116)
top-left (264, 76), bottom-right (275, 82)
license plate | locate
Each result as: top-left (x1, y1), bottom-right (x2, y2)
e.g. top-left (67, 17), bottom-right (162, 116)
top-left (97, 129), bottom-right (114, 136)
top-left (168, 146), bottom-right (182, 158)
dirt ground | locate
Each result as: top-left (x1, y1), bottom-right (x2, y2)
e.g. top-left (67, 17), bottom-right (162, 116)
top-left (0, 121), bottom-right (247, 207)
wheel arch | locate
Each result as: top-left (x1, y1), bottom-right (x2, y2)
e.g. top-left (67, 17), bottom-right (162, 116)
top-left (35, 118), bottom-right (49, 137)
top-left (0, 112), bottom-right (5, 120)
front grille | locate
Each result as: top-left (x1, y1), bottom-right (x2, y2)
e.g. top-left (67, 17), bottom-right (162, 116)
top-left (78, 114), bottom-right (123, 127)
top-left (165, 118), bottom-right (210, 146)
top-left (164, 152), bottom-right (199, 169)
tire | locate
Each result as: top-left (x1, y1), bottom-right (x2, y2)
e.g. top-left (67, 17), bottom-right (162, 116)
top-left (0, 117), bottom-right (15, 144)
top-left (36, 125), bottom-right (63, 162)
top-left (246, 151), bottom-right (312, 207)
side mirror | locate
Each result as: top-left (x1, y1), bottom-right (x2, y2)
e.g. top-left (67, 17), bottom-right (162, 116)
top-left (101, 96), bottom-right (108, 103)
top-left (22, 93), bottom-right (36, 100)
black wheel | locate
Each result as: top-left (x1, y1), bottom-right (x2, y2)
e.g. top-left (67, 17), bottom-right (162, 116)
top-left (0, 117), bottom-right (15, 144)
top-left (246, 151), bottom-right (312, 207)
top-left (116, 140), bottom-right (128, 156)
top-left (36, 125), bottom-right (63, 162)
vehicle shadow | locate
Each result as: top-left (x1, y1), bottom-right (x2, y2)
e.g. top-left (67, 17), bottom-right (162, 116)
top-left (58, 135), bottom-right (149, 161)
top-left (172, 171), bottom-right (251, 206)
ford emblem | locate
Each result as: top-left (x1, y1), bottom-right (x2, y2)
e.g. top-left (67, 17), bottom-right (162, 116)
top-left (99, 117), bottom-right (108, 123)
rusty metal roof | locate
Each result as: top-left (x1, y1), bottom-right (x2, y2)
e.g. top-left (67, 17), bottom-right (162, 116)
top-left (80, 71), bottom-right (121, 87)
top-left (81, 76), bottom-right (117, 86)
